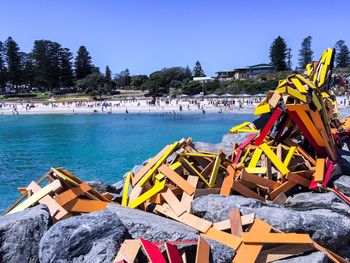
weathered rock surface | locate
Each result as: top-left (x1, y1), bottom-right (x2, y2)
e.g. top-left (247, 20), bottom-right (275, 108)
top-left (39, 209), bottom-right (129, 263)
top-left (192, 194), bottom-right (350, 251)
top-left (274, 252), bottom-right (328, 263)
top-left (0, 205), bottom-right (51, 263)
top-left (107, 204), bottom-right (198, 241)
top-left (333, 175), bottom-right (350, 197)
top-left (205, 239), bottom-right (235, 263)
top-left (87, 180), bottom-right (119, 194)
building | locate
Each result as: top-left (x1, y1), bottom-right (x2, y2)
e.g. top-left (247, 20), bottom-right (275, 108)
top-left (192, 76), bottom-right (214, 83)
top-left (216, 64), bottom-right (276, 81)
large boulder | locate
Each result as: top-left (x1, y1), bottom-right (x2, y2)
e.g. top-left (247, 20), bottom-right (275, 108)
top-left (87, 181), bottom-right (119, 194)
top-left (192, 194), bottom-right (350, 251)
top-left (107, 204), bottom-right (198, 242)
top-left (333, 175), bottom-right (350, 197)
top-left (0, 205), bottom-right (51, 263)
top-left (39, 209), bottom-right (129, 263)
top-left (274, 252), bottom-right (327, 263)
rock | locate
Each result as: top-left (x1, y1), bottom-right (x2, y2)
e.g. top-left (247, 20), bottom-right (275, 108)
top-left (337, 148), bottom-right (350, 175)
top-left (107, 205), bottom-right (198, 242)
top-left (39, 209), bottom-right (129, 263)
top-left (0, 205), bottom-right (51, 263)
top-left (285, 192), bottom-right (350, 217)
top-left (87, 180), bottom-right (119, 194)
top-left (273, 252), bottom-right (328, 263)
top-left (192, 194), bottom-right (350, 251)
top-left (193, 141), bottom-right (221, 154)
top-left (205, 239), bottom-right (235, 263)
top-left (333, 175), bottom-right (350, 197)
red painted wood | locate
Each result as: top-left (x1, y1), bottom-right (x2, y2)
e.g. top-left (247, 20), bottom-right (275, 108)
top-left (165, 242), bottom-right (183, 263)
top-left (322, 162), bottom-right (334, 187)
top-left (330, 188), bottom-right (350, 205)
top-left (140, 238), bottom-right (167, 263)
top-left (286, 109), bottom-right (326, 155)
top-left (254, 108), bottom-right (283, 146)
top-left (309, 177), bottom-right (318, 190)
top-left (233, 148), bottom-right (242, 164)
top-left (239, 134), bottom-right (257, 150)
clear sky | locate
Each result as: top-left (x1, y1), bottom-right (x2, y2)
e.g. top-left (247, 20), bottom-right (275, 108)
top-left (1, 0), bottom-right (349, 76)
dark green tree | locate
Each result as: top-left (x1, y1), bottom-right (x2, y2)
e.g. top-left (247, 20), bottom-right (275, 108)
top-left (5, 37), bottom-right (22, 89)
top-left (269, 36), bottom-right (288, 71)
top-left (114, 68), bottom-right (131, 88)
top-left (0, 41), bottom-right (6, 90)
top-left (59, 48), bottom-right (74, 87)
top-left (105, 66), bottom-right (111, 79)
top-left (21, 52), bottom-right (35, 88)
top-left (298, 36), bottom-right (313, 69)
top-left (74, 46), bottom-right (94, 80)
top-left (192, 61), bottom-right (206, 77)
top-left (335, 40), bottom-right (350, 68)
top-left (130, 75), bottom-right (148, 89)
top-left (287, 48), bottom-right (292, 70)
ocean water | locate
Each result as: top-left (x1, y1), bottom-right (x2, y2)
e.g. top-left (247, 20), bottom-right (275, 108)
top-left (0, 113), bottom-right (254, 212)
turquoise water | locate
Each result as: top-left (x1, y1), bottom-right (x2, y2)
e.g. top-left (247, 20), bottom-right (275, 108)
top-left (0, 113), bottom-right (254, 211)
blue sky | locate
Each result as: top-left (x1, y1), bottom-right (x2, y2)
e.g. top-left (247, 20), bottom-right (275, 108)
top-left (1, 0), bottom-right (349, 76)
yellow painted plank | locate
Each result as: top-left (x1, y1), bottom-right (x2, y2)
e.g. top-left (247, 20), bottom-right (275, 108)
top-left (283, 146), bottom-right (296, 167)
top-left (286, 86), bottom-right (307, 102)
top-left (295, 74), bottom-right (317, 89)
top-left (128, 179), bottom-right (166, 208)
top-left (229, 121), bottom-right (251, 133)
top-left (291, 77), bottom-right (307, 93)
top-left (178, 156), bottom-right (211, 187)
top-left (254, 104), bottom-right (270, 115)
top-left (245, 167), bottom-right (267, 174)
top-left (237, 128), bottom-right (260, 133)
top-left (276, 86), bottom-right (287, 94)
top-left (209, 154), bottom-right (222, 187)
top-left (121, 172), bottom-right (131, 206)
top-left (260, 143), bottom-right (290, 175)
top-left (312, 92), bottom-right (323, 111)
top-left (139, 141), bottom-right (179, 186)
top-left (248, 148), bottom-right (262, 168)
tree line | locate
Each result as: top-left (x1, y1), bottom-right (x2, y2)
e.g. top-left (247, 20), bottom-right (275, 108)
top-left (269, 36), bottom-right (350, 71)
top-left (0, 35), bottom-right (349, 97)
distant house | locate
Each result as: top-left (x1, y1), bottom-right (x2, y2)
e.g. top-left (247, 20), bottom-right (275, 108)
top-left (192, 76), bottom-right (213, 83)
top-left (216, 64), bottom-right (276, 81)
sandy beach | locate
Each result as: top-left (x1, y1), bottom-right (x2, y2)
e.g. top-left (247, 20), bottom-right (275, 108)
top-left (1, 96), bottom-right (350, 116)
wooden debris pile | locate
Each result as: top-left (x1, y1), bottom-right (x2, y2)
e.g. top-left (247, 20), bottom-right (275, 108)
top-left (114, 208), bottom-right (348, 263)
top-left (4, 167), bottom-right (111, 221)
top-left (226, 48), bottom-right (350, 204)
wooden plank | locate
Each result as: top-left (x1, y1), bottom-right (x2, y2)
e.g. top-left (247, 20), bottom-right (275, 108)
top-left (201, 227), bottom-right (242, 250)
top-left (27, 181), bottom-right (68, 221)
top-left (54, 182), bottom-right (92, 206)
top-left (260, 143), bottom-right (290, 175)
top-left (121, 172), bottom-right (131, 206)
top-left (256, 244), bottom-right (313, 263)
top-left (254, 103), bottom-right (271, 115)
top-left (140, 238), bottom-right (166, 263)
top-left (230, 208), bottom-right (243, 237)
top-left (291, 77), bottom-right (307, 93)
top-left (165, 242), bottom-right (182, 263)
top-left (242, 232), bottom-right (313, 244)
top-left (283, 146), bottom-right (296, 167)
top-left (233, 218), bottom-right (272, 263)
top-left (63, 198), bottom-right (108, 213)
top-left (313, 241), bottom-right (349, 263)
top-left (229, 121), bottom-right (251, 133)
top-left (269, 181), bottom-right (297, 200)
top-left (113, 239), bottom-right (141, 263)
top-left (8, 180), bottom-right (62, 215)
top-left (254, 108), bottom-right (283, 146)
top-left (268, 91), bottom-right (281, 108)
top-left (271, 192), bottom-right (288, 204)
top-left (178, 157), bottom-right (211, 187)
top-left (209, 152), bottom-right (223, 186)
top-left (287, 173), bottom-right (311, 188)
top-left (248, 148), bottom-right (263, 168)
top-left (128, 179), bottom-right (166, 208)
top-left (220, 165), bottom-right (235, 196)
top-left (195, 188), bottom-right (220, 198)
top-left (159, 164), bottom-right (195, 195)
top-left (286, 86), bottom-right (307, 102)
top-left (239, 134), bottom-right (257, 149)
top-left (213, 213), bottom-right (255, 231)
top-left (139, 141), bottom-right (179, 186)
top-left (296, 110), bottom-right (325, 147)
top-left (180, 175), bottom-right (198, 212)
top-left (232, 180), bottom-right (266, 202)
top-left (195, 237), bottom-right (210, 263)
top-left (241, 170), bottom-right (281, 190)
top-left (161, 188), bottom-right (186, 217)
top-left (314, 158), bottom-right (325, 183)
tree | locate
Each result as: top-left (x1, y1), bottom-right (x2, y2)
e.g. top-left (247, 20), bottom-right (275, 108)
top-left (192, 61), bottom-right (206, 77)
top-left (59, 48), bottom-right (74, 87)
top-left (286, 48), bottom-right (292, 70)
top-left (335, 40), bottom-right (350, 68)
top-left (5, 37), bottom-right (22, 89)
top-left (298, 36), bottom-right (313, 69)
top-left (105, 66), bottom-right (111, 80)
top-left (114, 68), bottom-right (131, 88)
top-left (0, 41), bottom-right (6, 90)
top-left (269, 36), bottom-right (288, 71)
top-left (21, 52), bottom-right (35, 88)
top-left (74, 46), bottom-right (94, 80)
top-left (130, 75), bottom-right (148, 89)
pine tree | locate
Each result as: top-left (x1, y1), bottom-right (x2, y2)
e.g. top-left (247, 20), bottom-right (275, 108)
top-left (22, 52), bottom-right (35, 87)
top-left (335, 40), bottom-right (350, 68)
top-left (269, 36), bottom-right (287, 71)
top-left (0, 41), bottom-right (6, 90)
top-left (74, 46), bottom-right (94, 80)
top-left (59, 48), bottom-right (74, 87)
top-left (192, 61), bottom-right (206, 77)
top-left (286, 48), bottom-right (292, 70)
top-left (5, 37), bottom-right (22, 89)
top-left (105, 66), bottom-right (111, 79)
top-left (298, 36), bottom-right (313, 69)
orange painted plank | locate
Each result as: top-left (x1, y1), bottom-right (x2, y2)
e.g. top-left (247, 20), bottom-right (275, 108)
top-left (220, 165), bottom-right (235, 196)
top-left (232, 180), bottom-right (266, 202)
top-left (63, 198), bottom-right (108, 213)
top-left (201, 227), bottom-right (242, 250)
top-left (161, 188), bottom-right (186, 216)
top-left (242, 232), bottom-right (313, 244)
top-left (54, 182), bottom-right (92, 206)
top-left (314, 158), bottom-right (325, 183)
top-left (230, 208), bottom-right (243, 237)
top-left (287, 173), bottom-right (311, 188)
top-left (158, 165), bottom-right (195, 195)
top-left (269, 181), bottom-right (296, 200)
top-left (195, 237), bottom-right (210, 263)
top-left (241, 170), bottom-right (281, 190)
